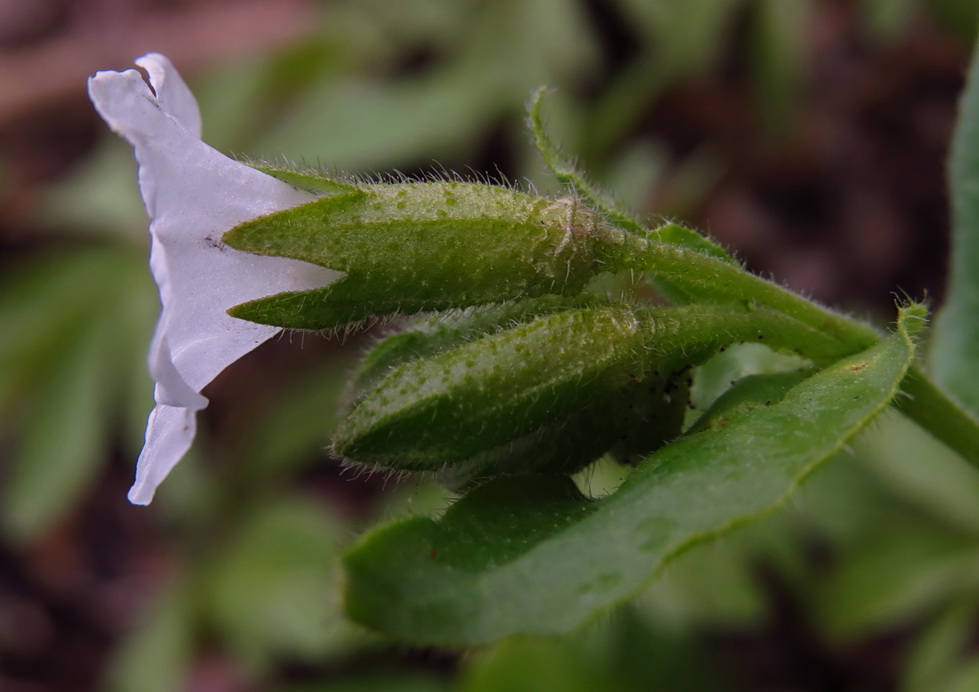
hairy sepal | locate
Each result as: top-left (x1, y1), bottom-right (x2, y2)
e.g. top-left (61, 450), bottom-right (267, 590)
top-left (247, 161), bottom-right (362, 196)
top-left (528, 87), bottom-right (734, 264)
top-left (224, 182), bottom-right (616, 330)
top-left (347, 295), bottom-right (599, 398)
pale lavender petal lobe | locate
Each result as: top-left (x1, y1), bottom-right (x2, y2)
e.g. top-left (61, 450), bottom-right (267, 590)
top-left (87, 54), bottom-right (338, 504)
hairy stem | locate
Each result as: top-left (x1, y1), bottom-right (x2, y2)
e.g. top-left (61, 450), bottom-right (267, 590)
top-left (604, 234), bottom-right (979, 470)
top-left (605, 232), bottom-right (879, 350)
top-left (895, 366), bottom-right (979, 468)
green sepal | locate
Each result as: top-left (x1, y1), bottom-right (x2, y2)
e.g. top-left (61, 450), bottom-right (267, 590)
top-left (332, 303), bottom-right (849, 474)
top-left (528, 87), bottom-right (735, 265)
top-left (227, 277), bottom-right (461, 332)
top-left (342, 305), bottom-right (923, 646)
top-left (248, 162), bottom-right (362, 196)
top-left (656, 223), bottom-right (737, 264)
top-left (225, 182), bottom-right (614, 329)
top-left (348, 295), bottom-right (598, 397)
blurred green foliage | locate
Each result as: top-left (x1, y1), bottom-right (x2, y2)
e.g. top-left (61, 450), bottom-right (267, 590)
top-left (2, 0), bottom-right (979, 690)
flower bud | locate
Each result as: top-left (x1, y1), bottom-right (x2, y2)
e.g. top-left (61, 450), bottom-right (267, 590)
top-left (332, 303), bottom-right (845, 476)
top-left (223, 182), bottom-right (620, 330)
top-left (347, 295), bottom-right (596, 394)
top-left (432, 369), bottom-right (690, 488)
top-left (333, 306), bottom-right (648, 470)
top-left (339, 297), bottom-right (686, 485)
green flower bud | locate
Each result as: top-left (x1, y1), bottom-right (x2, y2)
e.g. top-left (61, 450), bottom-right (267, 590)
top-left (333, 303), bottom-right (841, 477)
top-left (223, 180), bottom-right (622, 330)
top-left (432, 369), bottom-right (690, 488)
top-left (347, 295), bottom-right (599, 395)
top-left (339, 297), bottom-right (688, 486)
top-left (334, 306), bottom-right (648, 471)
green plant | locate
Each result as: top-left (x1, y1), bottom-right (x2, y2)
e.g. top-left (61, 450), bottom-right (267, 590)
top-left (86, 34), bottom-right (979, 662)
top-left (5, 5), bottom-right (978, 690)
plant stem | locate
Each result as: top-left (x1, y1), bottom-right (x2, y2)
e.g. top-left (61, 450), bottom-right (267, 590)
top-left (608, 232), bottom-right (880, 352)
top-left (602, 232), bottom-right (979, 470)
top-left (894, 366), bottom-right (979, 468)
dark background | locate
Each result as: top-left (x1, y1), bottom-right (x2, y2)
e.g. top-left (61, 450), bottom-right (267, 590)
top-left (1, 1), bottom-right (978, 690)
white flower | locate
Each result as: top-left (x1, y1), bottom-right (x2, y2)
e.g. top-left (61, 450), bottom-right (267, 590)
top-left (88, 54), bottom-right (336, 505)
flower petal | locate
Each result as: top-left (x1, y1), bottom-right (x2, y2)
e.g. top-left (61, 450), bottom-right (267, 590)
top-left (128, 394), bottom-right (198, 506)
top-left (88, 55), bottom-right (338, 504)
top-left (135, 53), bottom-right (202, 138)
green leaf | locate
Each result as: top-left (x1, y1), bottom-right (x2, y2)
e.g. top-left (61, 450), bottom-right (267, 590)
top-left (254, 0), bottom-right (597, 170)
top-left (854, 410), bottom-right (979, 533)
top-left (814, 518), bottom-right (979, 638)
top-left (0, 247), bottom-right (153, 540)
top-left (687, 341), bottom-right (809, 416)
top-left (640, 518), bottom-right (793, 628)
top-left (581, 0), bottom-right (742, 163)
top-left (2, 315), bottom-right (114, 541)
top-left (655, 224), bottom-right (736, 263)
top-left (202, 498), bottom-right (361, 670)
top-left (931, 35), bottom-right (979, 416)
top-left (0, 250), bottom-right (129, 411)
top-left (687, 368), bottom-right (815, 433)
top-left (460, 636), bottom-right (609, 692)
top-left (342, 307), bottom-right (921, 645)
top-left (105, 577), bottom-right (196, 692)
top-left (945, 658), bottom-right (979, 692)
top-left (459, 606), bottom-right (733, 692)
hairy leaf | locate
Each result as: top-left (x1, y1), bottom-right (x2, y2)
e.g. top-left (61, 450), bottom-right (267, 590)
top-left (931, 36), bottom-right (979, 416)
top-left (342, 306), bottom-right (921, 645)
